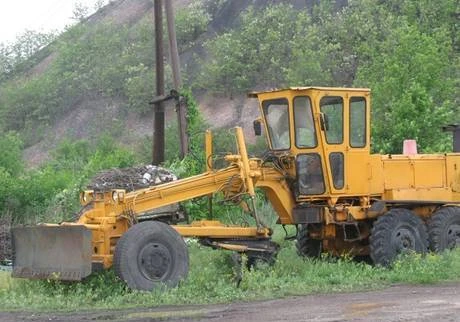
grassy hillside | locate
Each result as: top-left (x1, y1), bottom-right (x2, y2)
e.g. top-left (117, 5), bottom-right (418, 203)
top-left (1, 0), bottom-right (458, 154)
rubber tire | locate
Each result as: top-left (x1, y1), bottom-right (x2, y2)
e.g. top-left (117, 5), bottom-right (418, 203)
top-left (370, 209), bottom-right (428, 267)
top-left (296, 225), bottom-right (322, 259)
top-left (428, 207), bottom-right (460, 252)
top-left (114, 221), bottom-right (189, 291)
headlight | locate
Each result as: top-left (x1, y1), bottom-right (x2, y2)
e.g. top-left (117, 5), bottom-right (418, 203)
top-left (80, 191), bottom-right (94, 205)
top-left (112, 190), bottom-right (125, 203)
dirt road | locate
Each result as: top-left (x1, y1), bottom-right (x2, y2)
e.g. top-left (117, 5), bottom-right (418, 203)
top-left (1, 283), bottom-right (459, 321)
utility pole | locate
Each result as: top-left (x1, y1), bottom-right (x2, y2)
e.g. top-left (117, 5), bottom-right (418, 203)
top-left (152, 1), bottom-right (188, 163)
top-left (165, 1), bottom-right (181, 89)
top-left (152, 0), bottom-right (165, 165)
top-left (165, 1), bottom-right (188, 159)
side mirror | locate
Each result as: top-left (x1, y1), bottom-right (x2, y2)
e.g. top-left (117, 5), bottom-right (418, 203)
top-left (320, 113), bottom-right (329, 131)
top-left (253, 119), bottom-right (262, 136)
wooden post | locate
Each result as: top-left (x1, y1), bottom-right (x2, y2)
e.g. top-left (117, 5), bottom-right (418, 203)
top-left (165, 1), bottom-right (188, 159)
top-left (153, 0), bottom-right (165, 165)
top-left (165, 1), bottom-right (182, 89)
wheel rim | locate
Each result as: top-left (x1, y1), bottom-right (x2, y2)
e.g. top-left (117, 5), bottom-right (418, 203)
top-left (138, 242), bottom-right (172, 281)
top-left (446, 224), bottom-right (460, 249)
top-left (392, 227), bottom-right (416, 253)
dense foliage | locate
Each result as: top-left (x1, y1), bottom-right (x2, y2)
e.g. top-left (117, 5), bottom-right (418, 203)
top-left (201, 0), bottom-right (459, 153)
top-left (0, 135), bottom-right (136, 223)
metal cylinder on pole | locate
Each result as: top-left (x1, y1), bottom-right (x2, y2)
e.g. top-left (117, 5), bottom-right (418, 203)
top-left (153, 0), bottom-right (165, 165)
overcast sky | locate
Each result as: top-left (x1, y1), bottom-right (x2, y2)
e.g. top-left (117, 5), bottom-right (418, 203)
top-left (0, 0), bottom-right (100, 44)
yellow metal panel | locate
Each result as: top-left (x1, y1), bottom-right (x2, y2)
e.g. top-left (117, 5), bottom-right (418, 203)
top-left (413, 159), bottom-right (446, 188)
top-left (346, 150), bottom-right (372, 195)
top-left (369, 155), bottom-right (384, 195)
top-left (173, 223), bottom-right (270, 238)
top-left (249, 87), bottom-right (370, 98)
top-left (383, 158), bottom-right (415, 189)
top-left (383, 187), bottom-right (452, 202)
top-left (205, 130), bottom-right (213, 172)
top-left (382, 155), bottom-right (448, 191)
top-left (256, 168), bottom-right (296, 224)
top-left (445, 154), bottom-right (460, 192)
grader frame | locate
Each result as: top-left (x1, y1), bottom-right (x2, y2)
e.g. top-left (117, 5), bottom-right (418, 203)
top-left (12, 87), bottom-right (460, 290)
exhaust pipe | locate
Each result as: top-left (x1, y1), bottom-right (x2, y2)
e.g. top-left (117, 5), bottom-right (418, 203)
top-left (442, 124), bottom-right (460, 153)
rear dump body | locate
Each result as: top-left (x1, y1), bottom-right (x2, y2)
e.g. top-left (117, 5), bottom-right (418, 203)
top-left (370, 153), bottom-right (460, 202)
top-left (12, 226), bottom-right (92, 280)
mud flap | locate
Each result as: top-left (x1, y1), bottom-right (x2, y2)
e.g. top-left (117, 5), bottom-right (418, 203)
top-left (12, 225), bottom-right (92, 281)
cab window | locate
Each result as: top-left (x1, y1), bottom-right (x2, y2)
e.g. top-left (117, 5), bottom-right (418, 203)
top-left (297, 154), bottom-right (325, 195)
top-left (294, 96), bottom-right (317, 148)
top-left (262, 98), bottom-right (290, 150)
top-left (349, 97), bottom-right (367, 148)
top-left (329, 152), bottom-right (344, 189)
top-left (320, 96), bottom-right (343, 144)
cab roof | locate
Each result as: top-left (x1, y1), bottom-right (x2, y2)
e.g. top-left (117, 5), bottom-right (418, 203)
top-left (247, 86), bottom-right (371, 98)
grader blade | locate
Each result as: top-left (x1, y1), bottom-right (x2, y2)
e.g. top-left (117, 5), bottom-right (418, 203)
top-left (12, 226), bottom-right (92, 281)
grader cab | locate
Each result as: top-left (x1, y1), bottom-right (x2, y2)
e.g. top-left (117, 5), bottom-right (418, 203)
top-left (12, 87), bottom-right (460, 291)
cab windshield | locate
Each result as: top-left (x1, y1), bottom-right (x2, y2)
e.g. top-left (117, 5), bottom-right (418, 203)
top-left (294, 96), bottom-right (317, 148)
top-left (262, 98), bottom-right (290, 150)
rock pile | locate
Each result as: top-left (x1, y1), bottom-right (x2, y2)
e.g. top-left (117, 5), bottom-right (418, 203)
top-left (87, 165), bottom-right (177, 192)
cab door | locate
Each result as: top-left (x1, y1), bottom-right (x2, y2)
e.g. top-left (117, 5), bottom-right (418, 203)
top-left (346, 95), bottom-right (371, 195)
top-left (293, 96), bottom-right (327, 197)
top-left (318, 95), bottom-right (346, 195)
top-left (317, 94), bottom-right (371, 196)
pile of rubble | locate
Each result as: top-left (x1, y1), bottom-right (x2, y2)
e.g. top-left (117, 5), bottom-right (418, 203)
top-left (87, 165), bottom-right (178, 192)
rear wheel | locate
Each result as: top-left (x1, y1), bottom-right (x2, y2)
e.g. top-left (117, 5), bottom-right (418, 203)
top-left (296, 225), bottom-right (322, 259)
top-left (114, 221), bottom-right (189, 291)
top-left (370, 209), bottom-right (428, 267)
top-left (428, 207), bottom-right (460, 252)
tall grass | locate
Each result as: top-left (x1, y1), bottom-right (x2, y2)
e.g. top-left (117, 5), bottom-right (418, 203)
top-left (1, 243), bottom-right (459, 312)
top-left (2, 197), bottom-right (458, 311)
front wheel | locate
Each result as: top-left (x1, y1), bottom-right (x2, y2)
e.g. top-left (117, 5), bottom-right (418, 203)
top-left (114, 221), bottom-right (189, 291)
top-left (370, 209), bottom-right (428, 267)
top-left (296, 224), bottom-right (322, 259)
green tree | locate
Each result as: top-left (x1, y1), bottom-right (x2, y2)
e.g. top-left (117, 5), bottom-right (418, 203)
top-left (0, 44), bottom-right (13, 83)
top-left (355, 22), bottom-right (456, 153)
top-left (0, 133), bottom-right (23, 175)
top-left (201, 4), bottom-right (299, 94)
top-left (0, 134), bottom-right (23, 217)
top-left (175, 0), bottom-right (211, 52)
top-left (0, 30), bottom-right (55, 83)
top-left (72, 2), bottom-right (90, 21)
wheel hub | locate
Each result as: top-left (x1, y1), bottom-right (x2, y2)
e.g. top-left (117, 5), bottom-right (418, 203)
top-left (393, 228), bottom-right (415, 253)
top-left (447, 224), bottom-right (460, 249)
top-left (138, 243), bottom-right (172, 281)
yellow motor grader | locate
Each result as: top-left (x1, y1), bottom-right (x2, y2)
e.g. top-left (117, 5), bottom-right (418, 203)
top-left (12, 87), bottom-right (460, 290)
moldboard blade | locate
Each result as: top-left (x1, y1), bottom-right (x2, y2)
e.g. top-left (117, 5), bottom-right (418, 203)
top-left (12, 225), bottom-right (92, 281)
